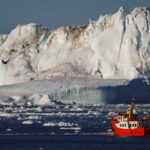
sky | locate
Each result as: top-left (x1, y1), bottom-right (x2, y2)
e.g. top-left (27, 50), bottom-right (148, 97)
top-left (0, 0), bottom-right (150, 33)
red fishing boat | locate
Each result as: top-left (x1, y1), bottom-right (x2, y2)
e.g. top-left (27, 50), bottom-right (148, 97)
top-left (111, 99), bottom-right (150, 136)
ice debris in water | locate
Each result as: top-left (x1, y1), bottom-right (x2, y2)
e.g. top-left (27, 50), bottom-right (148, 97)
top-left (108, 112), bottom-right (116, 117)
top-left (43, 122), bottom-right (77, 127)
top-left (22, 120), bottom-right (33, 124)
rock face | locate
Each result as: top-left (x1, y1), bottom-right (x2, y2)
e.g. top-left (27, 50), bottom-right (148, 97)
top-left (0, 7), bottom-right (150, 85)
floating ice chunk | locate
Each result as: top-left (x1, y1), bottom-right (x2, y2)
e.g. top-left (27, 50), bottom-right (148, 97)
top-left (0, 113), bottom-right (15, 117)
top-left (58, 122), bottom-right (74, 127)
top-left (6, 128), bottom-right (12, 132)
top-left (143, 111), bottom-right (148, 115)
top-left (28, 115), bottom-right (40, 119)
top-left (88, 110), bottom-right (100, 115)
top-left (36, 95), bottom-right (52, 106)
top-left (17, 117), bottom-right (22, 120)
top-left (108, 112), bottom-right (116, 117)
top-left (22, 120), bottom-right (33, 124)
top-left (36, 107), bottom-right (43, 112)
top-left (102, 121), bottom-right (107, 124)
top-left (26, 101), bottom-right (33, 106)
top-left (70, 106), bottom-right (83, 111)
top-left (107, 129), bottom-right (112, 132)
top-left (43, 122), bottom-right (56, 127)
top-left (60, 127), bottom-right (81, 130)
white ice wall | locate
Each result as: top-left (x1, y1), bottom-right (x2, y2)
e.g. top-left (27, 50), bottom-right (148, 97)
top-left (0, 7), bottom-right (150, 85)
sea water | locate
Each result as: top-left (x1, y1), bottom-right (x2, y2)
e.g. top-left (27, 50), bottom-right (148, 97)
top-left (0, 104), bottom-right (149, 150)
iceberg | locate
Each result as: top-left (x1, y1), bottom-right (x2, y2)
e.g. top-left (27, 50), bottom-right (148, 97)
top-left (0, 7), bottom-right (150, 104)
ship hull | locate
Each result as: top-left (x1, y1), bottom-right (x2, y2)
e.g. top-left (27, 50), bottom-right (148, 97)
top-left (111, 120), bottom-right (150, 136)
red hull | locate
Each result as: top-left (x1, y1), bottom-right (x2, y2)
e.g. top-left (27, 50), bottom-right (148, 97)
top-left (111, 100), bottom-right (150, 136)
top-left (111, 119), bottom-right (150, 136)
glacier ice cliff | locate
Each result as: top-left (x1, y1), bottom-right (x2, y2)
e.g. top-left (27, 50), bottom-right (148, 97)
top-left (0, 77), bottom-right (149, 104)
top-left (0, 7), bottom-right (150, 104)
top-left (0, 7), bottom-right (150, 85)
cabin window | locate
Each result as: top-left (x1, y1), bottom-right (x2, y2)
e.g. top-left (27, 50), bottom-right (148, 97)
top-left (120, 124), bottom-right (127, 127)
top-left (132, 124), bottom-right (136, 127)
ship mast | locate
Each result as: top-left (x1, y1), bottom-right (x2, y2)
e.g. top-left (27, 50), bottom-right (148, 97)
top-left (126, 98), bottom-right (136, 118)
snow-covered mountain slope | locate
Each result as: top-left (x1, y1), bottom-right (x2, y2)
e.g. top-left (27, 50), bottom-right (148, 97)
top-left (0, 7), bottom-right (150, 85)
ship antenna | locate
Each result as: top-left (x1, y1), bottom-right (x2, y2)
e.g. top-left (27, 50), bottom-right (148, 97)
top-left (131, 97), bottom-right (136, 113)
top-left (127, 97), bottom-right (136, 118)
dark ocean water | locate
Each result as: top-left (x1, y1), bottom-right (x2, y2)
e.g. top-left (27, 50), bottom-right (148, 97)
top-left (0, 104), bottom-right (149, 150)
top-left (0, 135), bottom-right (150, 150)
